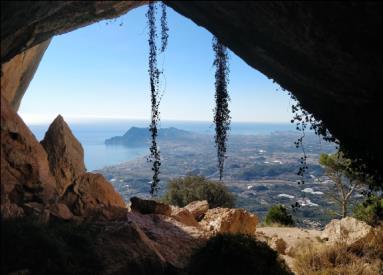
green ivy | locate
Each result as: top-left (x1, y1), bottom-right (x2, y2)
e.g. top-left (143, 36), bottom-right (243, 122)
top-left (212, 37), bottom-right (231, 181)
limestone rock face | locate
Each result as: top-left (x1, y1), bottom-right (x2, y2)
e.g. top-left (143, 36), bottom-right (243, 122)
top-left (170, 206), bottom-right (199, 227)
top-left (130, 197), bottom-right (171, 216)
top-left (1, 40), bottom-right (51, 110)
top-left (1, 97), bottom-right (56, 218)
top-left (184, 200), bottom-right (209, 221)
top-left (61, 173), bottom-right (126, 218)
top-left (321, 217), bottom-right (374, 245)
top-left (200, 207), bottom-right (258, 235)
top-left (41, 115), bottom-right (86, 196)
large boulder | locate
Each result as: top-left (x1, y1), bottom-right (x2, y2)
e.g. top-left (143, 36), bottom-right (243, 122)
top-left (1, 96), bottom-right (56, 218)
top-left (321, 217), bottom-right (375, 245)
top-left (127, 211), bottom-right (208, 269)
top-left (184, 200), bottom-right (209, 221)
top-left (96, 221), bottom-right (169, 274)
top-left (41, 115), bottom-right (86, 196)
top-left (200, 207), bottom-right (259, 235)
top-left (61, 173), bottom-right (126, 219)
top-left (130, 197), bottom-right (171, 216)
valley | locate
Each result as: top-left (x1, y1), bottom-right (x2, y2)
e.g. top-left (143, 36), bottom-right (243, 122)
top-left (97, 128), bottom-right (357, 227)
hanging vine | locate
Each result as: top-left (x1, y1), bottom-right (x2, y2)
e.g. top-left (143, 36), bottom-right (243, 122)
top-left (288, 91), bottom-right (337, 211)
top-left (291, 101), bottom-right (309, 185)
top-left (287, 91), bottom-right (337, 185)
top-left (146, 1), bottom-right (169, 196)
top-left (160, 1), bottom-right (169, 53)
top-left (212, 37), bottom-right (231, 181)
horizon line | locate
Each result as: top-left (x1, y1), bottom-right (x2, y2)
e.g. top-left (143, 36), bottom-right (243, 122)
top-left (20, 113), bottom-right (292, 125)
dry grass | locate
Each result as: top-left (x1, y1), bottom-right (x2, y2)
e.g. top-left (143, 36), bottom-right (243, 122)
top-left (291, 227), bottom-right (383, 275)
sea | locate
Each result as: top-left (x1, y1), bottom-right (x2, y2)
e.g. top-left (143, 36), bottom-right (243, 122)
top-left (28, 120), bottom-right (297, 171)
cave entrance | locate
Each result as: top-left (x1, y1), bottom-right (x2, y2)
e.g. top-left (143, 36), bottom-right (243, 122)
top-left (18, 5), bottom-right (296, 172)
top-left (2, 3), bottom-right (341, 226)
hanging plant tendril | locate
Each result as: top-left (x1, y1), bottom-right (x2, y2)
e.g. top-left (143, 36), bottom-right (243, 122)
top-left (145, 1), bottom-right (169, 197)
top-left (146, 1), bottom-right (161, 196)
top-left (212, 36), bottom-right (231, 181)
top-left (160, 2), bottom-right (169, 53)
top-left (289, 92), bottom-right (337, 185)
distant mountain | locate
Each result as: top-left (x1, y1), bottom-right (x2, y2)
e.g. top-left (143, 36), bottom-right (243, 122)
top-left (105, 127), bottom-right (201, 147)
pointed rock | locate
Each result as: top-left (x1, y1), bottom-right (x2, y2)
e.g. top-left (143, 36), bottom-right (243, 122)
top-left (1, 97), bottom-right (56, 218)
top-left (41, 115), bottom-right (86, 195)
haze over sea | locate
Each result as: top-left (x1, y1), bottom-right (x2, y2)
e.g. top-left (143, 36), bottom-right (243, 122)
top-left (28, 119), bottom-right (297, 171)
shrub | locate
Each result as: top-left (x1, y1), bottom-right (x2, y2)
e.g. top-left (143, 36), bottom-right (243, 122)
top-left (187, 233), bottom-right (292, 275)
top-left (353, 195), bottom-right (383, 226)
top-left (265, 204), bottom-right (294, 226)
top-left (292, 228), bottom-right (383, 275)
top-left (162, 176), bottom-right (235, 208)
top-left (1, 218), bottom-right (102, 275)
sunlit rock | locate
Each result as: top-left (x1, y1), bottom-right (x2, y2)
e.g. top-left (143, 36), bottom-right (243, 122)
top-left (184, 200), bottom-right (209, 221)
top-left (1, 96), bottom-right (56, 219)
top-left (321, 217), bottom-right (374, 245)
top-left (41, 115), bottom-right (86, 196)
top-left (200, 207), bottom-right (258, 235)
top-left (61, 172), bottom-right (126, 219)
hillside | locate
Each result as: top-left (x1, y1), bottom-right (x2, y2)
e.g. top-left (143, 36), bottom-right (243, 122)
top-left (99, 130), bottom-right (344, 227)
top-left (105, 127), bottom-right (202, 147)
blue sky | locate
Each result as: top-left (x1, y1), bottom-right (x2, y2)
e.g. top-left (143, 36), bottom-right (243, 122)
top-left (19, 4), bottom-right (293, 124)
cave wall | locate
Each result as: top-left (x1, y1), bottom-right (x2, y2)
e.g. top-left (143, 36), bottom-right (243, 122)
top-left (1, 1), bottom-right (382, 180)
top-left (1, 39), bottom-right (50, 110)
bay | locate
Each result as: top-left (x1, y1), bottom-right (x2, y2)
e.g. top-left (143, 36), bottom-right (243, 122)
top-left (27, 119), bottom-right (296, 171)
